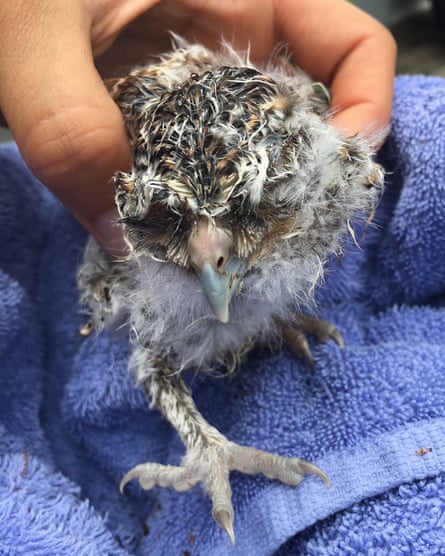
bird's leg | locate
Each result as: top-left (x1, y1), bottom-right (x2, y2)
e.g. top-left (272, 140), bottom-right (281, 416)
top-left (120, 353), bottom-right (329, 543)
top-left (282, 315), bottom-right (344, 368)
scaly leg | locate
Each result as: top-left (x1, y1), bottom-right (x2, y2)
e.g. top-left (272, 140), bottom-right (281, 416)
top-left (120, 353), bottom-right (329, 543)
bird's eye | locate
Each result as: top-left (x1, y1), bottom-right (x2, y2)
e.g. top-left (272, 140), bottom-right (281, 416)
top-left (219, 204), bottom-right (267, 259)
top-left (123, 203), bottom-right (168, 232)
top-left (121, 203), bottom-right (172, 253)
top-left (121, 201), bottom-right (194, 268)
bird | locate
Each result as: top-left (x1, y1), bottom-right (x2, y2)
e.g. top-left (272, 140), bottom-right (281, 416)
top-left (77, 38), bottom-right (384, 544)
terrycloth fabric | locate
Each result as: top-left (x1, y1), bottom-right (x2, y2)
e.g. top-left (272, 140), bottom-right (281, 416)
top-left (1, 75), bottom-right (445, 555)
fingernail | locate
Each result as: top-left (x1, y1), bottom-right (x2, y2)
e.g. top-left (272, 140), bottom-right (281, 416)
top-left (95, 209), bottom-right (129, 256)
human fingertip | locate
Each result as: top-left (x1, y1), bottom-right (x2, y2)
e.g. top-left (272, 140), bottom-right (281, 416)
top-left (94, 208), bottom-right (130, 257)
top-left (331, 102), bottom-right (391, 147)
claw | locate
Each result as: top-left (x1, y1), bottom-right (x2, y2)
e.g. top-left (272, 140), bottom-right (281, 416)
top-left (299, 315), bottom-right (345, 347)
top-left (282, 327), bottom-right (315, 368)
top-left (120, 443), bottom-right (329, 545)
top-left (206, 445), bottom-right (235, 543)
top-left (120, 464), bottom-right (152, 493)
top-left (329, 327), bottom-right (345, 349)
top-left (282, 315), bottom-right (344, 367)
top-left (213, 507), bottom-right (235, 544)
top-left (120, 468), bottom-right (136, 493)
top-left (229, 444), bottom-right (330, 489)
top-left (298, 459), bottom-right (331, 488)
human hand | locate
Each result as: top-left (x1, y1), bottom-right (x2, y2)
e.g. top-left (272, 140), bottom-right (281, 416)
top-left (0, 0), bottom-right (396, 254)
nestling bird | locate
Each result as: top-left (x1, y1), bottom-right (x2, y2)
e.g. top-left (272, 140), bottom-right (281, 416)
top-left (78, 39), bottom-right (384, 543)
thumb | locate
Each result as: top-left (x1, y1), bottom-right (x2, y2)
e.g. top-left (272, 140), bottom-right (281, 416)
top-left (0, 2), bottom-right (130, 254)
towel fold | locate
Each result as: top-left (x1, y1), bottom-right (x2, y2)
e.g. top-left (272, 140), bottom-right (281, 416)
top-left (1, 75), bottom-right (445, 555)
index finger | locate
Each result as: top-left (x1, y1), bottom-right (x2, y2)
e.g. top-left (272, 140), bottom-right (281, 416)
top-left (274, 0), bottom-right (396, 137)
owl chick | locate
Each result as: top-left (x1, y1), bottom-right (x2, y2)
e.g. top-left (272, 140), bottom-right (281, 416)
top-left (78, 39), bottom-right (384, 543)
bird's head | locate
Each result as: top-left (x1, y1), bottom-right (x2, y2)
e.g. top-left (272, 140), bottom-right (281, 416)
top-left (111, 52), bottom-right (383, 323)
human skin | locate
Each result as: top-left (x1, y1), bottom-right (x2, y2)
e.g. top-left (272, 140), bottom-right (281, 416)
top-left (0, 0), bottom-right (396, 254)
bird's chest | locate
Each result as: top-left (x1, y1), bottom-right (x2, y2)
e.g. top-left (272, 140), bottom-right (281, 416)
top-left (126, 259), bottom-right (266, 371)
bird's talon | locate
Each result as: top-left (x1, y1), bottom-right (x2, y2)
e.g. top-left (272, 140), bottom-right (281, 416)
top-left (298, 459), bottom-right (331, 488)
top-left (213, 507), bottom-right (235, 544)
top-left (119, 464), bottom-right (150, 493)
top-left (119, 471), bottom-right (133, 494)
top-left (122, 441), bottom-right (328, 542)
top-left (283, 315), bottom-right (344, 366)
top-left (330, 327), bottom-right (345, 349)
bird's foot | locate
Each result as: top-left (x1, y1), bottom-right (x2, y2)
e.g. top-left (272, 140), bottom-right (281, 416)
top-left (282, 315), bottom-right (344, 368)
top-left (120, 440), bottom-right (329, 543)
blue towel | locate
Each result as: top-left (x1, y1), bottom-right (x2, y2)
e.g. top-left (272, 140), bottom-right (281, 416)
top-left (1, 75), bottom-right (445, 555)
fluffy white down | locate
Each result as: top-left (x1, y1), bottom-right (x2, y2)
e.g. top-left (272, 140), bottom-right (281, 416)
top-left (126, 244), bottom-right (321, 376)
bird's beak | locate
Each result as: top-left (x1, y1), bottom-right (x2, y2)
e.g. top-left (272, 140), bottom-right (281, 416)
top-left (187, 218), bottom-right (247, 323)
top-left (199, 257), bottom-right (247, 323)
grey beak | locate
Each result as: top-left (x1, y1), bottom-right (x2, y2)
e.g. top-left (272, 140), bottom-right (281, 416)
top-left (199, 258), bottom-right (247, 323)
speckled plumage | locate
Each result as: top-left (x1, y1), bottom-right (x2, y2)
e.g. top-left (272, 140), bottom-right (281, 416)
top-left (78, 39), bottom-right (384, 542)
